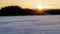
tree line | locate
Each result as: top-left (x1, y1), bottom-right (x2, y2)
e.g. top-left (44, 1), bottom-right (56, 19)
top-left (45, 9), bottom-right (60, 15)
top-left (0, 6), bottom-right (60, 16)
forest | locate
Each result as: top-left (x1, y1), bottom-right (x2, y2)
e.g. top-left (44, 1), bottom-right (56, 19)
top-left (0, 6), bottom-right (60, 16)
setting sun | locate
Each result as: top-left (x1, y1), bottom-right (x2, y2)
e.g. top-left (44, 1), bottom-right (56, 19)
top-left (37, 4), bottom-right (44, 9)
top-left (37, 4), bottom-right (51, 9)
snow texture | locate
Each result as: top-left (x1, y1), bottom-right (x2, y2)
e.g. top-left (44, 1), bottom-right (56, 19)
top-left (0, 15), bottom-right (60, 34)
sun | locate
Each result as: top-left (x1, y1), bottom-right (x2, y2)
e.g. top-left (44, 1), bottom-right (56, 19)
top-left (36, 4), bottom-right (46, 15)
top-left (37, 4), bottom-right (50, 9)
top-left (37, 4), bottom-right (44, 9)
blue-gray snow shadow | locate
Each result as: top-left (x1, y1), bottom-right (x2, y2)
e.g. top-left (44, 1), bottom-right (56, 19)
top-left (0, 16), bottom-right (60, 34)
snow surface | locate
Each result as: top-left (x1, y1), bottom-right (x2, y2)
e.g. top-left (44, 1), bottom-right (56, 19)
top-left (0, 15), bottom-right (60, 34)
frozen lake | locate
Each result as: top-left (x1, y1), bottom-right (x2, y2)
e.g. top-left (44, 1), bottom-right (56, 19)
top-left (0, 15), bottom-right (60, 34)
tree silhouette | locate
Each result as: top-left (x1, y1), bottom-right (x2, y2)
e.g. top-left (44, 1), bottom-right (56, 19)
top-left (0, 6), bottom-right (41, 16)
top-left (1, 5), bottom-right (60, 16)
top-left (0, 6), bottom-right (22, 16)
top-left (45, 9), bottom-right (60, 15)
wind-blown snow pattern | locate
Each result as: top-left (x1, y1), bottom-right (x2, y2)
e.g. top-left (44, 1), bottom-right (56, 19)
top-left (0, 15), bottom-right (60, 34)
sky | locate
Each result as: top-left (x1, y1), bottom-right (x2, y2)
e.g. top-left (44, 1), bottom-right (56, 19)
top-left (0, 0), bottom-right (60, 9)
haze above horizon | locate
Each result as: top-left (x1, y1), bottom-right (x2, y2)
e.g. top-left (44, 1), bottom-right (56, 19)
top-left (0, 0), bottom-right (60, 9)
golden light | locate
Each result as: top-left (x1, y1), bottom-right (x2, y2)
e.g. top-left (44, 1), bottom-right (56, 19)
top-left (37, 9), bottom-right (45, 15)
top-left (36, 4), bottom-right (47, 15)
top-left (37, 4), bottom-right (44, 9)
top-left (37, 4), bottom-right (50, 9)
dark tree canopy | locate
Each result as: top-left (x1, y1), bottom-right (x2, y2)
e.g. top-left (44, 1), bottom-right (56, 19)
top-left (45, 9), bottom-right (60, 15)
top-left (0, 6), bottom-right (39, 16)
top-left (0, 6), bottom-right (22, 16)
top-left (0, 6), bottom-right (60, 16)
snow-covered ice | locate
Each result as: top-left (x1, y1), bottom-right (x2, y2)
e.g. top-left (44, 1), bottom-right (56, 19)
top-left (0, 15), bottom-right (60, 34)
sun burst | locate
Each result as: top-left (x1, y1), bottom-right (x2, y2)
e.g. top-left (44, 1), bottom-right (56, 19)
top-left (37, 4), bottom-right (50, 9)
top-left (37, 4), bottom-right (43, 9)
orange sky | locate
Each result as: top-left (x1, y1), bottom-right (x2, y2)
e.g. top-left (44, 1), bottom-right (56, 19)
top-left (0, 0), bottom-right (60, 9)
